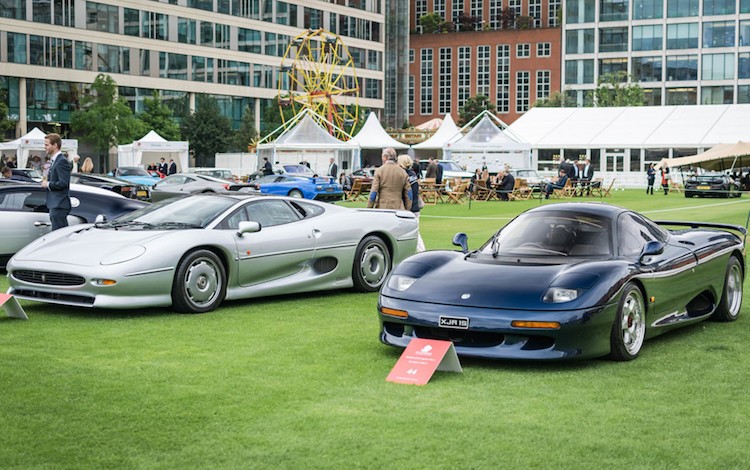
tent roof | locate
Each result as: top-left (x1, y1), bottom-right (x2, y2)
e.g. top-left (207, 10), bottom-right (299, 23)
top-left (350, 112), bottom-right (409, 149)
top-left (656, 141), bottom-right (750, 171)
top-left (415, 118), bottom-right (443, 131)
top-left (446, 114), bottom-right (529, 151)
top-left (138, 130), bottom-right (168, 142)
top-left (509, 104), bottom-right (750, 148)
top-left (412, 113), bottom-right (462, 149)
top-left (0, 127), bottom-right (48, 150)
top-left (258, 114), bottom-right (357, 150)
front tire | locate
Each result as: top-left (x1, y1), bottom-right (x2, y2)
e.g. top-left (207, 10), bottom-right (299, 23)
top-left (352, 235), bottom-right (391, 292)
top-left (608, 282), bottom-right (646, 361)
top-left (711, 256), bottom-right (743, 322)
top-left (172, 249), bottom-right (226, 313)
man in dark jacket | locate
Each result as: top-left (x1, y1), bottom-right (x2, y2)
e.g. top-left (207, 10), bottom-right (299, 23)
top-left (41, 133), bottom-right (71, 230)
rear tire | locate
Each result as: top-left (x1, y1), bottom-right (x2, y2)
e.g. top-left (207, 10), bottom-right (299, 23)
top-left (288, 189), bottom-right (303, 198)
top-left (172, 249), bottom-right (226, 313)
top-left (711, 256), bottom-right (743, 322)
top-left (352, 235), bottom-right (391, 292)
top-left (608, 282), bottom-right (646, 361)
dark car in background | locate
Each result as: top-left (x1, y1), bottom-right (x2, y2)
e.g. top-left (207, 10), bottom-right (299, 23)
top-left (684, 173), bottom-right (741, 198)
top-left (71, 173), bottom-right (150, 200)
top-left (11, 168), bottom-right (43, 182)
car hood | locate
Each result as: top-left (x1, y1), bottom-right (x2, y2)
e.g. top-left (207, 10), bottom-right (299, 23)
top-left (13, 227), bottom-right (170, 267)
top-left (384, 252), bottom-right (606, 310)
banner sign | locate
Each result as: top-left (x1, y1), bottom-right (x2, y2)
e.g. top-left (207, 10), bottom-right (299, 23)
top-left (386, 338), bottom-right (462, 385)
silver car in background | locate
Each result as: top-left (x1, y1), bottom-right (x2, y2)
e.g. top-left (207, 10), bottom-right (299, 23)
top-left (150, 173), bottom-right (257, 202)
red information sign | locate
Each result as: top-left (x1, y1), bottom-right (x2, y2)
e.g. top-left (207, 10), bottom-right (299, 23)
top-left (386, 338), bottom-right (462, 385)
top-left (0, 293), bottom-right (28, 320)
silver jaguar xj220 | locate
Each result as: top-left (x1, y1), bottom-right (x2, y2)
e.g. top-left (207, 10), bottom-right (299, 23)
top-left (7, 194), bottom-right (418, 313)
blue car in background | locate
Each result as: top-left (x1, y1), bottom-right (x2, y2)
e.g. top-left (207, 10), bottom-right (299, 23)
top-left (248, 174), bottom-right (343, 201)
top-left (110, 167), bottom-right (161, 187)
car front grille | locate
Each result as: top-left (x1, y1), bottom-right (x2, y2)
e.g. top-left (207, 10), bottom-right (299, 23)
top-left (12, 270), bottom-right (86, 286)
top-left (12, 289), bottom-right (95, 305)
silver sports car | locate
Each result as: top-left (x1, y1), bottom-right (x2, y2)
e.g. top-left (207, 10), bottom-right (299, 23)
top-left (7, 194), bottom-right (418, 313)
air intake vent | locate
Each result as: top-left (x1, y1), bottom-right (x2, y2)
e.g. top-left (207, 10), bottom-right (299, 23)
top-left (12, 270), bottom-right (86, 286)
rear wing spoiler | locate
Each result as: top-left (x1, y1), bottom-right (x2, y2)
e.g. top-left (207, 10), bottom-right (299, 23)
top-left (655, 220), bottom-right (748, 247)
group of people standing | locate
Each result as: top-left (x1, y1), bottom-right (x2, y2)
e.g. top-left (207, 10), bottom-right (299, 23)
top-left (544, 156), bottom-right (596, 198)
top-left (147, 158), bottom-right (177, 175)
top-left (646, 163), bottom-right (671, 195)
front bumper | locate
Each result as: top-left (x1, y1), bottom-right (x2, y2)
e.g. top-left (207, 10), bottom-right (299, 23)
top-left (378, 294), bottom-right (617, 360)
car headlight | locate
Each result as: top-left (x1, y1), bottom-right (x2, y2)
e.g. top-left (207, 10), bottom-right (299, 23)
top-left (101, 245), bottom-right (146, 265)
top-left (387, 274), bottom-right (417, 291)
top-left (543, 287), bottom-right (579, 303)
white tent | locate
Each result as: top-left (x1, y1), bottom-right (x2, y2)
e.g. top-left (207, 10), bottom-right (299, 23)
top-left (0, 127), bottom-right (78, 169)
top-left (446, 113), bottom-right (531, 173)
top-left (350, 112), bottom-right (409, 149)
top-left (656, 141), bottom-right (750, 171)
top-left (257, 112), bottom-right (359, 176)
top-left (117, 130), bottom-right (189, 172)
top-left (412, 113), bottom-right (462, 150)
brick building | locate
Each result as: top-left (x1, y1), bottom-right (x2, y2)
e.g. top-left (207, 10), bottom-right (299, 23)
top-left (409, 1), bottom-right (562, 126)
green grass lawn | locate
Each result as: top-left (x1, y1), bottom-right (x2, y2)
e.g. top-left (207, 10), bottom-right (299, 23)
top-left (2, 191), bottom-right (750, 468)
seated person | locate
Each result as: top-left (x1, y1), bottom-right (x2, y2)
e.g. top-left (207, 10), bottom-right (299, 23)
top-left (544, 168), bottom-right (568, 199)
top-left (496, 170), bottom-right (515, 201)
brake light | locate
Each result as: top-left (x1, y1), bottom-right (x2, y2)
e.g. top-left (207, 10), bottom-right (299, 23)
top-left (223, 184), bottom-right (230, 190)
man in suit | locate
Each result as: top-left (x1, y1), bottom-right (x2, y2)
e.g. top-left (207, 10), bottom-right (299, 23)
top-left (580, 158), bottom-right (595, 195)
top-left (545, 168), bottom-right (568, 199)
top-left (435, 161), bottom-right (444, 185)
top-left (41, 133), bottom-right (71, 231)
top-left (168, 159), bottom-right (177, 175)
top-left (158, 157), bottom-right (168, 175)
top-left (328, 157), bottom-right (338, 178)
top-left (497, 169), bottom-right (515, 201)
top-left (262, 157), bottom-right (273, 175)
top-left (425, 158), bottom-right (438, 180)
top-left (367, 148), bottom-right (411, 210)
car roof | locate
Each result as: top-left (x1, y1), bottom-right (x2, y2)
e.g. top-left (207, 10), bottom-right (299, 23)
top-left (528, 202), bottom-right (626, 218)
top-left (0, 182), bottom-right (128, 198)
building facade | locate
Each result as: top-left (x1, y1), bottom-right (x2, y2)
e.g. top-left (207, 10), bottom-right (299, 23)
top-left (0, 0), bottom-right (387, 140)
top-left (409, 0), bottom-right (562, 127)
top-left (563, 0), bottom-right (750, 106)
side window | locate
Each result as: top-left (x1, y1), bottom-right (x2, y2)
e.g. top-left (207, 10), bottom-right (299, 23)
top-left (290, 200), bottom-right (325, 219)
top-left (617, 213), bottom-right (658, 257)
top-left (0, 191), bottom-right (31, 211)
top-left (218, 206), bottom-right (249, 230)
top-left (247, 200), bottom-right (300, 227)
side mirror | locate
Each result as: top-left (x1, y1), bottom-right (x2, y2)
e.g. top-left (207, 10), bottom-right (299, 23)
top-left (95, 214), bottom-right (107, 224)
top-left (237, 221), bottom-right (261, 237)
top-left (452, 232), bottom-right (469, 253)
top-left (639, 240), bottom-right (665, 263)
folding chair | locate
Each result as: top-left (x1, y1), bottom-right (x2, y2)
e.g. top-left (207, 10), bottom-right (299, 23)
top-left (472, 180), bottom-right (491, 200)
top-left (552, 179), bottom-right (574, 198)
top-left (510, 178), bottom-right (532, 201)
top-left (592, 179), bottom-right (615, 198)
top-left (345, 178), bottom-right (362, 201)
top-left (446, 181), bottom-right (469, 204)
top-left (420, 178), bottom-right (439, 205)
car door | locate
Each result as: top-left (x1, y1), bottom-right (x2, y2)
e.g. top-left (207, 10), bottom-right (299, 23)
top-left (217, 199), bottom-right (317, 287)
top-left (152, 175), bottom-right (189, 201)
top-left (618, 213), bottom-right (698, 325)
top-left (0, 188), bottom-right (54, 256)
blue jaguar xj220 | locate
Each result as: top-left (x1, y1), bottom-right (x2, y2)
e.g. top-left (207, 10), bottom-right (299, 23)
top-left (378, 203), bottom-right (745, 361)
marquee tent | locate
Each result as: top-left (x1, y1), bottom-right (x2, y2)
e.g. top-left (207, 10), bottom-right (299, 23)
top-left (117, 130), bottom-right (189, 172)
top-left (257, 111), bottom-right (359, 176)
top-left (445, 112), bottom-right (531, 173)
top-left (350, 112), bottom-right (408, 167)
top-left (0, 127), bottom-right (78, 168)
top-left (412, 113), bottom-right (461, 151)
top-left (415, 117), bottom-right (443, 131)
top-left (656, 141), bottom-right (750, 171)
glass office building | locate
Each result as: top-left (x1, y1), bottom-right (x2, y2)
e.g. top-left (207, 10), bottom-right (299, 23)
top-left (0, 0), bottom-right (387, 138)
top-left (562, 0), bottom-right (750, 106)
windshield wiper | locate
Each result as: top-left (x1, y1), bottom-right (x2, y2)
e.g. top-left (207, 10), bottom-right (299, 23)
top-left (151, 222), bottom-right (203, 229)
top-left (107, 220), bottom-right (155, 230)
top-left (491, 237), bottom-right (501, 258)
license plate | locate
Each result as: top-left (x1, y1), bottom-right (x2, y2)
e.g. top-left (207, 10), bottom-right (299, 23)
top-left (439, 315), bottom-right (469, 329)
top-left (325, 187), bottom-right (334, 192)
top-left (697, 186), bottom-right (710, 190)
top-left (137, 190), bottom-right (148, 197)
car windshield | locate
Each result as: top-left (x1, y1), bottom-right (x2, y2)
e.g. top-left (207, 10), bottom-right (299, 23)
top-left (440, 161), bottom-right (464, 172)
top-left (119, 168), bottom-right (150, 177)
top-left (105, 195), bottom-right (237, 229)
top-left (284, 164), bottom-right (314, 175)
top-left (20, 169), bottom-right (43, 178)
top-left (479, 211), bottom-right (612, 258)
top-left (690, 175), bottom-right (725, 183)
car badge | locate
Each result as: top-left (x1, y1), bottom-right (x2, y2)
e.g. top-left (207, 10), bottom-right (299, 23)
top-left (40, 274), bottom-right (46, 283)
top-left (461, 293), bottom-right (471, 299)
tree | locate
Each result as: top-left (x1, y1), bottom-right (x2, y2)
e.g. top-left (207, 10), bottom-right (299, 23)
top-left (231, 105), bottom-right (258, 152)
top-left (261, 96), bottom-right (297, 138)
top-left (534, 91), bottom-right (576, 108)
top-left (0, 90), bottom-right (15, 135)
top-left (497, 8), bottom-right (517, 29)
top-left (180, 94), bottom-right (232, 166)
top-left (595, 72), bottom-right (645, 107)
top-left (459, 95), bottom-right (496, 126)
top-left (70, 74), bottom-right (142, 157)
top-left (418, 12), bottom-right (446, 33)
top-left (138, 91), bottom-right (181, 141)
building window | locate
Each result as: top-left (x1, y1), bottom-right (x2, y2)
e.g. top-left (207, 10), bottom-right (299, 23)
top-left (667, 0), bottom-right (699, 16)
top-left (566, 29), bottom-right (595, 54)
top-left (30, 35), bottom-right (73, 68)
top-left (666, 55), bottom-right (698, 80)
top-left (642, 88), bottom-right (663, 105)
top-left (667, 23), bottom-right (698, 49)
top-left (420, 48), bottom-right (433, 115)
top-left (32, 0), bottom-right (51, 23)
top-left (633, 0), bottom-right (663, 19)
top-left (86, 2), bottom-right (119, 33)
top-left (188, 0), bottom-right (213, 12)
top-left (178, 18), bottom-right (197, 44)
top-left (703, 21), bottom-right (735, 48)
top-left (142, 11), bottom-right (168, 40)
top-left (600, 0), bottom-right (629, 21)
top-left (703, 0), bottom-right (735, 15)
top-left (548, 0), bottom-right (561, 26)
top-left (97, 44), bottom-right (129, 74)
top-left (415, 0), bottom-right (427, 32)
top-left (632, 25), bottom-right (663, 51)
top-left (666, 87), bottom-right (697, 105)
top-left (124, 8), bottom-right (139, 37)
top-left (458, 47), bottom-right (471, 110)
top-left (743, 0), bottom-right (750, 13)
top-left (537, 42), bottom-right (551, 57)
top-left (7, 33), bottom-right (27, 64)
top-left (76, 41), bottom-right (93, 71)
top-left (434, 0), bottom-right (445, 19)
top-left (192, 56), bottom-right (214, 82)
top-left (54, 0), bottom-right (76, 27)
top-left (516, 43), bottom-right (530, 58)
top-left (566, 0), bottom-right (596, 23)
top-left (600, 27), bottom-right (629, 52)
top-left (632, 56), bottom-right (663, 82)
top-left (536, 70), bottom-right (551, 101)
top-left (529, 0), bottom-right (542, 27)
top-left (565, 59), bottom-right (595, 84)
top-left (599, 58), bottom-right (628, 76)
top-left (490, 0), bottom-right (502, 29)
top-left (701, 86), bottom-right (733, 104)
top-left (471, 0), bottom-right (483, 29)
top-left (702, 53), bottom-right (734, 80)
top-left (509, 0), bottom-right (523, 18)
top-left (738, 85), bottom-right (750, 103)
top-left (496, 44), bottom-right (510, 113)
top-left (439, 47), bottom-right (452, 114)
top-left (516, 71), bottom-right (530, 113)
top-left (1, 0), bottom-right (26, 19)
top-left (739, 52), bottom-right (750, 78)
top-left (477, 45), bottom-right (491, 97)
top-left (408, 75), bottom-right (415, 115)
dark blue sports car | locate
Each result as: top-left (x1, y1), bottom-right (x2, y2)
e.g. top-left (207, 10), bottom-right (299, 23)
top-left (248, 174), bottom-right (343, 202)
top-left (379, 203), bottom-right (745, 361)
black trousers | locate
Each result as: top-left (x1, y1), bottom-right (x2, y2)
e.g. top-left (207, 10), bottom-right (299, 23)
top-left (49, 207), bottom-right (70, 231)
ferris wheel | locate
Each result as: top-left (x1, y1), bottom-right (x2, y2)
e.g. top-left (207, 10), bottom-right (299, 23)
top-left (277, 29), bottom-right (359, 140)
